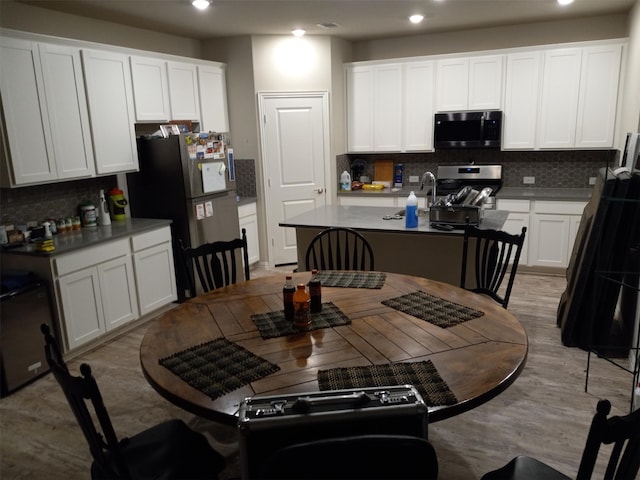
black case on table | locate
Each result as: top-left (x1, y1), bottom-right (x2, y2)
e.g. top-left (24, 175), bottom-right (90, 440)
top-left (237, 385), bottom-right (428, 479)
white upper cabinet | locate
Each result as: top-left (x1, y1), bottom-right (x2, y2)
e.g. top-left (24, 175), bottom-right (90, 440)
top-left (198, 64), bottom-right (229, 133)
top-left (575, 44), bottom-right (623, 149)
top-left (346, 65), bottom-right (375, 151)
top-left (502, 51), bottom-right (542, 150)
top-left (39, 43), bottom-right (96, 180)
top-left (0, 38), bottom-right (95, 186)
top-left (538, 48), bottom-right (582, 149)
top-left (346, 61), bottom-right (435, 152)
top-left (0, 37), bottom-right (56, 185)
top-left (130, 56), bottom-right (171, 122)
top-left (436, 55), bottom-right (503, 112)
top-left (538, 44), bottom-right (622, 150)
top-left (82, 49), bottom-right (139, 174)
top-left (373, 63), bottom-right (403, 151)
top-left (167, 61), bottom-right (200, 121)
top-left (404, 60), bottom-right (435, 151)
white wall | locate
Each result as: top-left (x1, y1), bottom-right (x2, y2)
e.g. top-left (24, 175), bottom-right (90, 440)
top-left (0, 1), bottom-right (201, 58)
top-left (352, 14), bottom-right (629, 61)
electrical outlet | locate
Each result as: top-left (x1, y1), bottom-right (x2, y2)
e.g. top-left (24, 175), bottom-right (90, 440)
top-left (589, 177), bottom-right (597, 185)
top-left (523, 176), bottom-right (535, 185)
top-left (409, 175), bottom-right (419, 183)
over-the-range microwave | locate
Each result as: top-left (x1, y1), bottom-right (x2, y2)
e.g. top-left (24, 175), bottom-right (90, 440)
top-left (434, 111), bottom-right (502, 149)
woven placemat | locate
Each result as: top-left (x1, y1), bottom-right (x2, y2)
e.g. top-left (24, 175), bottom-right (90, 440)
top-left (316, 271), bottom-right (386, 289)
top-left (382, 290), bottom-right (484, 328)
top-left (251, 302), bottom-right (351, 339)
top-left (159, 337), bottom-right (280, 400)
top-left (318, 361), bottom-right (457, 407)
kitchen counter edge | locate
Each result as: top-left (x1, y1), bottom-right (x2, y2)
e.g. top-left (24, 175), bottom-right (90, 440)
top-left (1, 218), bottom-right (172, 257)
top-left (338, 187), bottom-right (592, 202)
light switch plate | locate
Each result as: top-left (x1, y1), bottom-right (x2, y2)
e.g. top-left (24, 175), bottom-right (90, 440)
top-left (589, 177), bottom-right (597, 185)
top-left (523, 176), bottom-right (535, 185)
top-left (409, 175), bottom-right (419, 183)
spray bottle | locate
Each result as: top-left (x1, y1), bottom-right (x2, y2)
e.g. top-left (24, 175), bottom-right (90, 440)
top-left (98, 189), bottom-right (111, 226)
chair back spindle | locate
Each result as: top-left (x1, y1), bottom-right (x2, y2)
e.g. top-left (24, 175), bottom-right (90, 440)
top-left (305, 227), bottom-right (374, 271)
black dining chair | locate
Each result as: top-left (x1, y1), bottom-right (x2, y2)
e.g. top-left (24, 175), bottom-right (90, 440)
top-left (460, 224), bottom-right (527, 308)
top-left (481, 399), bottom-right (640, 480)
top-left (41, 324), bottom-right (226, 479)
top-left (178, 228), bottom-right (250, 298)
top-left (259, 434), bottom-right (439, 479)
top-left (305, 227), bottom-right (375, 271)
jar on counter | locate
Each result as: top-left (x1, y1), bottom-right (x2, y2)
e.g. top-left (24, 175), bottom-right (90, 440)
top-left (57, 218), bottom-right (67, 233)
top-left (72, 216), bottom-right (81, 231)
top-left (80, 204), bottom-right (97, 228)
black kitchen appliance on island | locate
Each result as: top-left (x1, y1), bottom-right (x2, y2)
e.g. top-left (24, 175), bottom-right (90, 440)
top-left (127, 133), bottom-right (240, 301)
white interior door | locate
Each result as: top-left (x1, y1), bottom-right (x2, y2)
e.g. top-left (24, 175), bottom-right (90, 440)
top-left (259, 92), bottom-right (328, 266)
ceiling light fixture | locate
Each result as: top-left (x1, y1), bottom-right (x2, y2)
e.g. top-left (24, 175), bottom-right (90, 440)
top-left (292, 29), bottom-right (306, 37)
top-left (557, 0), bottom-right (574, 5)
top-left (192, 0), bottom-right (211, 10)
top-left (409, 14), bottom-right (424, 24)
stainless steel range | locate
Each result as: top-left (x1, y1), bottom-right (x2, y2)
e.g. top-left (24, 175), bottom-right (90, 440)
top-left (435, 164), bottom-right (503, 209)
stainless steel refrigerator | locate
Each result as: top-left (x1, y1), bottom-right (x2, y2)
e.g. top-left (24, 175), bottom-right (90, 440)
top-left (128, 133), bottom-right (240, 301)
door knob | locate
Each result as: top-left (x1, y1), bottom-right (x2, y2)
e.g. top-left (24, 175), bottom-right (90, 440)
top-left (313, 188), bottom-right (324, 194)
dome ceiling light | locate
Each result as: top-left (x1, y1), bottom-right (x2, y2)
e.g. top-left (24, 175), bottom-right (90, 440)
top-left (192, 0), bottom-right (211, 10)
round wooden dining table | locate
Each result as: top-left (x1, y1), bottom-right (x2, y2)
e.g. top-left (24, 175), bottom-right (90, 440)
top-left (140, 271), bottom-right (528, 426)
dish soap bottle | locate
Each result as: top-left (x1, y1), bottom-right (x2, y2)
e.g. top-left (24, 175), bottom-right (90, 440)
top-left (405, 191), bottom-right (418, 228)
top-left (340, 170), bottom-right (351, 191)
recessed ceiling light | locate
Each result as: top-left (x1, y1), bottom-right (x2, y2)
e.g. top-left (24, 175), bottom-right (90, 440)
top-left (292, 29), bottom-right (306, 37)
top-left (557, 0), bottom-right (574, 5)
top-left (192, 0), bottom-right (211, 10)
top-left (317, 22), bottom-right (341, 29)
top-left (409, 14), bottom-right (424, 24)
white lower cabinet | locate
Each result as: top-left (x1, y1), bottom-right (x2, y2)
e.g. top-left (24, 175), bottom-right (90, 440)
top-left (55, 239), bottom-right (138, 351)
top-left (499, 199), bottom-right (586, 268)
top-left (131, 226), bottom-right (177, 315)
top-left (238, 202), bottom-right (260, 266)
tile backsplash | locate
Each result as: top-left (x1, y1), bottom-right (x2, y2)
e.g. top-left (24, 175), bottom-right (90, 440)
top-left (341, 149), bottom-right (617, 189)
top-left (234, 159), bottom-right (257, 198)
top-left (1, 176), bottom-right (117, 226)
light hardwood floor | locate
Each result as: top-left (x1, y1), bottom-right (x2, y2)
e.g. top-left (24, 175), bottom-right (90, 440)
top-left (0, 268), bottom-right (635, 479)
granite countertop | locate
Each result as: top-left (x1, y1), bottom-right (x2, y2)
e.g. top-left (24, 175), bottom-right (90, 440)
top-left (338, 186), bottom-right (593, 202)
top-left (1, 218), bottom-right (172, 257)
top-left (280, 205), bottom-right (508, 234)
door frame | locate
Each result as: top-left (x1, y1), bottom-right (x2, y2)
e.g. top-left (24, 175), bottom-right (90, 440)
top-left (257, 91), bottom-right (331, 267)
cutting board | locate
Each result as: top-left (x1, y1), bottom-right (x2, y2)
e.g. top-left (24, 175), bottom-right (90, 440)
top-left (374, 160), bottom-right (394, 182)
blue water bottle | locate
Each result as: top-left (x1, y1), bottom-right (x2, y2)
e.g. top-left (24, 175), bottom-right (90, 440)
top-left (405, 191), bottom-right (418, 228)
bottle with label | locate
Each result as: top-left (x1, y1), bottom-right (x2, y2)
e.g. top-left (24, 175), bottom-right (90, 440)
top-left (340, 170), bottom-right (352, 191)
top-left (308, 269), bottom-right (322, 313)
top-left (283, 275), bottom-right (296, 321)
top-left (293, 283), bottom-right (311, 327)
top-left (405, 191), bottom-right (418, 228)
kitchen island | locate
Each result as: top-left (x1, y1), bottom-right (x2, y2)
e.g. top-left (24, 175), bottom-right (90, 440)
top-left (280, 205), bottom-right (508, 285)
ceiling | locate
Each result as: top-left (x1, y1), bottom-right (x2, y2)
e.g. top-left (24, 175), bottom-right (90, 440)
top-left (12, 0), bottom-right (637, 42)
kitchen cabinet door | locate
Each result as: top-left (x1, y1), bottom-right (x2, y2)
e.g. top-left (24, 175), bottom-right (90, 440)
top-left (497, 199), bottom-right (531, 265)
top-left (575, 44), bottom-right (622, 149)
top-left (0, 36), bottom-right (56, 186)
top-left (198, 64), bottom-right (229, 133)
top-left (167, 61), bottom-right (200, 121)
top-left (537, 48), bottom-right (582, 149)
top-left (38, 43), bottom-right (96, 180)
top-left (468, 55), bottom-right (503, 110)
top-left (98, 255), bottom-right (138, 331)
top-left (404, 61), bottom-right (435, 151)
top-left (130, 56), bottom-right (171, 122)
top-left (82, 49), bottom-right (139, 174)
top-left (57, 267), bottom-right (105, 351)
top-left (530, 214), bottom-right (571, 267)
top-left (131, 227), bottom-right (177, 316)
top-left (238, 203), bottom-right (260, 266)
top-left (373, 64), bottom-right (403, 151)
top-left (436, 58), bottom-right (469, 112)
top-left (502, 52), bottom-right (542, 150)
top-left (346, 65), bottom-right (374, 152)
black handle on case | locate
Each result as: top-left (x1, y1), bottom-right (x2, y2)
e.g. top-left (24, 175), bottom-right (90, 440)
top-left (291, 391), bottom-right (371, 413)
